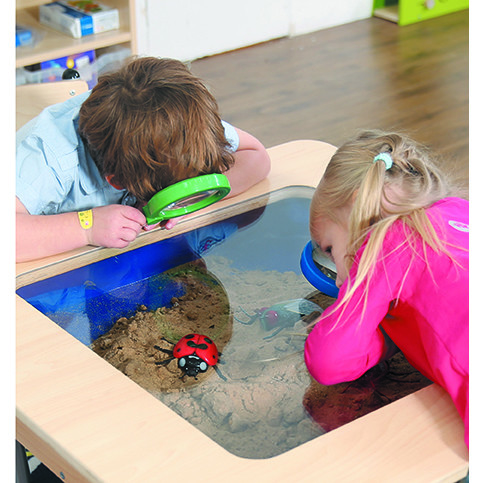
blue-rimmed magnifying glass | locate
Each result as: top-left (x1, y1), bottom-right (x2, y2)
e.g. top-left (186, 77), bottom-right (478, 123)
top-left (300, 240), bottom-right (339, 298)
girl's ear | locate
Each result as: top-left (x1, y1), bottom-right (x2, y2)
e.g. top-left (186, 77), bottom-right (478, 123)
top-left (105, 174), bottom-right (124, 190)
top-left (351, 189), bottom-right (359, 204)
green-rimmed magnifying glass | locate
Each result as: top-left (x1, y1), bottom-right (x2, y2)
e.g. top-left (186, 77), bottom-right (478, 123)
top-left (142, 173), bottom-right (231, 225)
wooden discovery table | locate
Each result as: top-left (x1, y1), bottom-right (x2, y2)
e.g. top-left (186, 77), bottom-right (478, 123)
top-left (16, 140), bottom-right (468, 482)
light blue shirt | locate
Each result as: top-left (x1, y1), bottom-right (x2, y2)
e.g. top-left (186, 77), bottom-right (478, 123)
top-left (16, 90), bottom-right (240, 215)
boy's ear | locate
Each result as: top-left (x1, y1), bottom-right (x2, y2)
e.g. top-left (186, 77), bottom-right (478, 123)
top-left (105, 174), bottom-right (124, 190)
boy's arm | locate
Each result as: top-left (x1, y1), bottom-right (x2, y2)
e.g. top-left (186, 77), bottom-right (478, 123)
top-left (223, 128), bottom-right (271, 198)
top-left (16, 197), bottom-right (146, 263)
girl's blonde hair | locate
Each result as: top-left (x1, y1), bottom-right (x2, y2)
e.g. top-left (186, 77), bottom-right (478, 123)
top-left (310, 130), bottom-right (466, 321)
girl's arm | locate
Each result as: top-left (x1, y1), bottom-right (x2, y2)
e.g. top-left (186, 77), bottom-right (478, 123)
top-left (304, 240), bottom-right (406, 385)
top-left (16, 197), bottom-right (146, 262)
top-left (223, 128), bottom-right (271, 198)
top-left (304, 294), bottom-right (390, 386)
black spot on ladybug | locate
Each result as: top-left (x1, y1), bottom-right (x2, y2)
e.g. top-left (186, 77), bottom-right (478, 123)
top-left (203, 337), bottom-right (213, 344)
top-left (186, 341), bottom-right (209, 350)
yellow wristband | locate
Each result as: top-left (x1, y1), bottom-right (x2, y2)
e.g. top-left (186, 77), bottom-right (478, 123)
top-left (78, 209), bottom-right (93, 229)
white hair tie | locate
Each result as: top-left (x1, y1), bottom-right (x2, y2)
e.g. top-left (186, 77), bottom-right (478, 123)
top-left (373, 152), bottom-right (393, 170)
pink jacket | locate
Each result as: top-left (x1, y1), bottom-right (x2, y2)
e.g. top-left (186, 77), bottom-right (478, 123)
top-left (304, 197), bottom-right (469, 446)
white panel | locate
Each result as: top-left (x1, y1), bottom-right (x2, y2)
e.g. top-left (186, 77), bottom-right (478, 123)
top-left (143, 0), bottom-right (291, 61)
top-left (135, 0), bottom-right (374, 61)
top-left (289, 0), bottom-right (373, 35)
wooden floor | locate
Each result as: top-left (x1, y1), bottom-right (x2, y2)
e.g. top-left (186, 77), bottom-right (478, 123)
top-left (191, 10), bottom-right (469, 186)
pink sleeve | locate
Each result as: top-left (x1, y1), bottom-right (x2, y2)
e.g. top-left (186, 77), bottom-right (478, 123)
top-left (304, 236), bottom-right (407, 385)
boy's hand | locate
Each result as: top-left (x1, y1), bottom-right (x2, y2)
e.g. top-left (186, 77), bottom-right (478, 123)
top-left (87, 205), bottom-right (146, 248)
top-left (143, 216), bottom-right (184, 231)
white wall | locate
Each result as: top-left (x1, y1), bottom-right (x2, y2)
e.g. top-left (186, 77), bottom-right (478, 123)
top-left (288, 0), bottom-right (374, 35)
top-left (135, 0), bottom-right (373, 61)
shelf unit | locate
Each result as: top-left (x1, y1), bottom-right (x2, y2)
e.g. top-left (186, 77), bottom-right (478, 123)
top-left (372, 0), bottom-right (469, 26)
top-left (16, 0), bottom-right (137, 68)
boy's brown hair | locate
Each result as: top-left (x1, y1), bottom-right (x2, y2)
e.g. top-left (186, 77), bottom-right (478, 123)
top-left (79, 56), bottom-right (235, 201)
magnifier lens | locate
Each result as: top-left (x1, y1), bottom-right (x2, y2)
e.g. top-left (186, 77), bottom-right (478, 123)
top-left (311, 243), bottom-right (337, 281)
top-left (300, 241), bottom-right (339, 298)
top-left (164, 190), bottom-right (219, 211)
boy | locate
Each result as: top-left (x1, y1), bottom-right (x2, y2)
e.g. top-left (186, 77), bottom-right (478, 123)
top-left (16, 57), bottom-right (270, 262)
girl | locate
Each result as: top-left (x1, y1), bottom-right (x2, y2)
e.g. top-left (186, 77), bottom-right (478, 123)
top-left (304, 130), bottom-right (469, 446)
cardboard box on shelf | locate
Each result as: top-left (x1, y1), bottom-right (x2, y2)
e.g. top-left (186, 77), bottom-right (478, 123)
top-left (39, 1), bottom-right (120, 39)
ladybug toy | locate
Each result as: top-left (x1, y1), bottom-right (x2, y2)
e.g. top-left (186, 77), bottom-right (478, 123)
top-left (155, 333), bottom-right (226, 381)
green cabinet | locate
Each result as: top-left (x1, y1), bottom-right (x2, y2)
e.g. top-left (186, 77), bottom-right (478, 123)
top-left (373, 0), bottom-right (469, 26)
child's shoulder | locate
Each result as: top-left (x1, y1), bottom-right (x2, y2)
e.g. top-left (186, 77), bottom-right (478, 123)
top-left (381, 197), bottom-right (469, 256)
top-left (426, 197), bottom-right (469, 249)
top-left (426, 197), bottom-right (469, 227)
top-left (428, 196), bottom-right (468, 212)
top-left (378, 197), bottom-right (467, 250)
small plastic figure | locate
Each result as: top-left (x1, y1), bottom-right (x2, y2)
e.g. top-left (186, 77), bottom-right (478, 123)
top-left (155, 333), bottom-right (226, 381)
